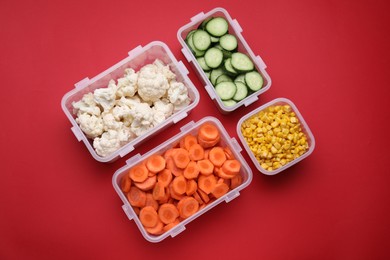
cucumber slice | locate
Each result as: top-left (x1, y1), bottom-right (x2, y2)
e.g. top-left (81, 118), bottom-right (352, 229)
top-left (245, 71), bottom-right (263, 91)
top-left (197, 57), bottom-right (211, 71)
top-left (210, 35), bottom-right (220, 43)
top-left (215, 81), bottom-right (237, 100)
top-left (215, 74), bottom-right (233, 85)
top-left (231, 52), bottom-right (254, 72)
top-left (210, 68), bottom-right (224, 85)
top-left (193, 30), bottom-right (211, 51)
top-left (214, 44), bottom-right (232, 58)
top-left (234, 74), bottom-right (246, 84)
top-left (186, 33), bottom-right (205, 57)
top-left (204, 47), bottom-right (223, 68)
top-left (205, 71), bottom-right (211, 79)
top-left (205, 17), bottom-right (229, 37)
top-left (186, 29), bottom-right (197, 40)
top-left (233, 81), bottom-right (248, 101)
top-left (223, 58), bottom-right (238, 76)
top-left (219, 34), bottom-right (238, 51)
top-left (222, 100), bottom-right (237, 107)
top-left (198, 17), bottom-right (212, 30)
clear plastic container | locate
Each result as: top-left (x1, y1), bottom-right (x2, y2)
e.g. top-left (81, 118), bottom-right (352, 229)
top-left (61, 41), bottom-right (200, 163)
top-left (112, 117), bottom-right (253, 242)
top-left (177, 7), bottom-right (272, 114)
top-left (237, 98), bottom-right (315, 175)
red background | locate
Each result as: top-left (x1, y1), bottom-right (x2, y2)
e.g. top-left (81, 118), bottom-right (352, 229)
top-left (1, 0), bottom-right (389, 259)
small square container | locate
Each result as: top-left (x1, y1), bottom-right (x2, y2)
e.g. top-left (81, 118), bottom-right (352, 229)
top-left (61, 41), bottom-right (200, 163)
top-left (237, 98), bottom-right (315, 175)
top-left (177, 7), bottom-right (272, 114)
top-left (112, 117), bottom-right (253, 243)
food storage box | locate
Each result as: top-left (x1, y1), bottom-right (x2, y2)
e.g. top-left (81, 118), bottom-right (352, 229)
top-left (112, 117), bottom-right (253, 243)
top-left (237, 98), bottom-right (315, 175)
top-left (61, 41), bottom-right (200, 163)
top-left (177, 7), bottom-right (272, 114)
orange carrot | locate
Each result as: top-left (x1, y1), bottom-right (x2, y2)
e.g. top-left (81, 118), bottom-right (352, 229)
top-left (197, 189), bottom-right (210, 204)
top-left (166, 157), bottom-right (183, 177)
top-left (163, 219), bottom-right (180, 232)
top-left (211, 182), bottom-right (229, 199)
top-left (192, 190), bottom-right (204, 205)
top-left (120, 174), bottom-right (132, 193)
top-left (127, 186), bottom-right (146, 208)
top-left (157, 169), bottom-right (173, 187)
top-left (204, 149), bottom-right (210, 159)
top-left (188, 144), bottom-right (205, 161)
top-left (172, 148), bottom-right (190, 169)
top-left (209, 146), bottom-right (227, 167)
top-left (129, 164), bottom-right (149, 183)
top-left (133, 207), bottom-right (140, 216)
top-left (145, 193), bottom-right (159, 211)
top-left (221, 159), bottom-right (241, 175)
top-left (177, 197), bottom-right (199, 219)
top-left (134, 175), bottom-right (157, 191)
top-left (198, 123), bottom-right (220, 141)
top-left (217, 167), bottom-right (235, 179)
top-left (139, 206), bottom-right (159, 228)
top-left (218, 177), bottom-right (231, 187)
top-left (158, 203), bottom-right (179, 224)
top-left (145, 219), bottom-right (164, 235)
top-left (224, 146), bottom-right (235, 160)
top-left (172, 175), bottom-right (187, 195)
top-left (198, 137), bottom-right (219, 149)
top-left (169, 183), bottom-right (184, 201)
top-left (198, 175), bottom-right (217, 194)
top-left (146, 155), bottom-right (166, 173)
top-left (230, 174), bottom-right (243, 190)
top-left (152, 182), bottom-right (166, 201)
top-left (197, 159), bottom-right (214, 176)
top-left (183, 161), bottom-right (200, 179)
top-left (164, 148), bottom-right (175, 160)
top-left (186, 179), bottom-right (198, 196)
top-left (182, 134), bottom-right (198, 150)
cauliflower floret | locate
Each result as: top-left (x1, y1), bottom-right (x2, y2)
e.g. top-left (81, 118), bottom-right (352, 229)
top-left (72, 93), bottom-right (101, 117)
top-left (94, 80), bottom-right (117, 111)
top-left (167, 81), bottom-right (191, 111)
top-left (116, 68), bottom-right (138, 98)
top-left (76, 113), bottom-right (104, 138)
top-left (117, 126), bottom-right (135, 145)
top-left (129, 102), bottom-right (154, 136)
top-left (102, 112), bottom-right (123, 131)
top-left (93, 130), bottom-right (121, 157)
top-left (153, 59), bottom-right (176, 82)
top-left (116, 95), bottom-right (141, 109)
top-left (153, 99), bottom-right (173, 118)
top-left (137, 63), bottom-right (169, 102)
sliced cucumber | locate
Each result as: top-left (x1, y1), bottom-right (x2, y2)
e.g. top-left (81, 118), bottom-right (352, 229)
top-left (219, 34), bottom-right (238, 51)
top-left (186, 33), bottom-right (205, 57)
top-left (222, 100), bottom-right (237, 107)
top-left (214, 44), bottom-right (232, 58)
top-left (204, 47), bottom-right (223, 68)
top-left (197, 57), bottom-right (211, 71)
top-left (198, 17), bottom-right (212, 30)
top-left (205, 71), bottom-right (211, 79)
top-left (231, 52), bottom-right (254, 72)
top-left (215, 74), bottom-right (233, 85)
top-left (210, 68), bottom-right (225, 85)
top-left (215, 81), bottom-right (237, 100)
top-left (193, 30), bottom-right (211, 51)
top-left (205, 17), bottom-right (229, 37)
top-left (223, 58), bottom-right (238, 76)
top-left (234, 74), bottom-right (246, 84)
top-left (233, 82), bottom-right (248, 101)
top-left (245, 71), bottom-right (263, 91)
top-left (210, 35), bottom-right (220, 43)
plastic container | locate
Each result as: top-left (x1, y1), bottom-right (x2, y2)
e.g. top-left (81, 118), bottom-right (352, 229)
top-left (61, 41), bottom-right (200, 163)
top-left (237, 98), bottom-right (315, 175)
top-left (112, 117), bottom-right (253, 242)
top-left (177, 7), bottom-right (272, 114)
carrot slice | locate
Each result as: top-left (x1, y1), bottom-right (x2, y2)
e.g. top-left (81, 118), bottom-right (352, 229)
top-left (152, 182), bottom-right (166, 201)
top-left (146, 155), bottom-right (166, 173)
top-left (186, 179), bottom-right (198, 196)
top-left (181, 134), bottom-right (198, 150)
top-left (127, 186), bottom-right (146, 208)
top-left (230, 174), bottom-right (243, 190)
top-left (183, 161), bottom-right (200, 179)
top-left (157, 169), bottom-right (173, 188)
top-left (209, 146), bottom-right (227, 167)
top-left (204, 149), bottom-right (210, 159)
top-left (129, 164), bottom-right (149, 183)
top-left (221, 159), bottom-right (241, 175)
top-left (198, 123), bottom-right (220, 141)
top-left (197, 159), bottom-right (214, 176)
top-left (140, 206), bottom-right (159, 228)
top-left (197, 189), bottom-right (210, 204)
top-left (188, 143), bottom-right (205, 161)
top-left (211, 182), bottom-right (229, 199)
top-left (198, 137), bottom-right (219, 149)
top-left (145, 219), bottom-right (164, 235)
top-left (198, 175), bottom-right (216, 194)
top-left (120, 174), bottom-right (132, 193)
top-left (172, 148), bottom-right (190, 169)
top-left (164, 148), bottom-right (175, 160)
top-left (172, 175), bottom-right (187, 195)
top-left (145, 193), bottom-right (159, 211)
top-left (134, 175), bottom-right (157, 191)
top-left (192, 190), bottom-right (204, 205)
top-left (224, 146), bottom-right (235, 160)
top-left (163, 219), bottom-right (180, 232)
top-left (166, 157), bottom-right (183, 177)
top-left (177, 197), bottom-right (199, 219)
top-left (158, 203), bottom-right (179, 224)
top-left (169, 183), bottom-right (184, 201)
top-left (217, 167), bottom-right (235, 179)
top-left (218, 177), bottom-right (231, 187)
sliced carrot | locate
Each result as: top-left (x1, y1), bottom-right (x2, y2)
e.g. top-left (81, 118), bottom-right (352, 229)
top-left (208, 146), bottom-right (227, 167)
top-left (148, 171), bottom-right (157, 177)
top-left (139, 206), bottom-right (159, 228)
top-left (158, 203), bottom-right (179, 224)
top-left (198, 137), bottom-right (219, 149)
top-left (221, 159), bottom-right (241, 175)
top-left (177, 197), bottom-right (199, 219)
top-left (145, 193), bottom-right (159, 211)
top-left (182, 134), bottom-right (198, 150)
top-left (169, 183), bottom-right (184, 201)
top-left (172, 175), bottom-right (187, 195)
top-left (166, 157), bottom-right (183, 177)
top-left (186, 179), bottom-right (198, 196)
top-left (134, 175), bottom-right (157, 191)
top-left (197, 189), bottom-right (210, 204)
top-left (146, 155), bottom-right (166, 173)
top-left (164, 148), bottom-right (175, 160)
top-left (163, 219), bottom-right (180, 232)
top-left (188, 144), bottom-right (205, 161)
top-left (192, 190), bottom-right (204, 205)
top-left (230, 174), bottom-right (243, 190)
top-left (172, 148), bottom-right (190, 169)
top-left (198, 175), bottom-right (216, 194)
top-left (199, 203), bottom-right (207, 211)
top-left (152, 182), bottom-right (166, 201)
top-left (197, 159), bottom-right (214, 176)
top-left (129, 164), bottom-right (149, 183)
top-left (157, 169), bottom-right (173, 188)
top-left (133, 207), bottom-right (140, 216)
top-left (211, 182), bottom-right (229, 199)
top-left (224, 146), bottom-right (235, 160)
top-left (183, 161), bottom-right (200, 179)
top-left (145, 219), bottom-right (164, 235)
top-left (204, 149), bottom-right (210, 159)
top-left (218, 177), bottom-right (231, 187)
top-left (198, 123), bottom-right (220, 141)
top-left (217, 167), bottom-right (235, 179)
top-left (120, 174), bottom-right (132, 193)
top-left (127, 186), bottom-right (146, 208)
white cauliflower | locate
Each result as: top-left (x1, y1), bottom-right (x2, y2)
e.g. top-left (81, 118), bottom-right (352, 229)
top-left (167, 81), bottom-right (191, 111)
top-left (112, 104), bottom-right (132, 122)
top-left (129, 102), bottom-right (155, 136)
top-left (153, 59), bottom-right (176, 82)
top-left (116, 95), bottom-right (141, 109)
top-left (153, 99), bottom-right (173, 118)
top-left (137, 63), bottom-right (170, 102)
top-left (116, 68), bottom-right (138, 98)
top-left (93, 130), bottom-right (121, 157)
top-left (94, 80), bottom-right (117, 111)
top-left (102, 112), bottom-right (123, 131)
top-left (72, 93), bottom-right (101, 116)
top-left (76, 113), bottom-right (104, 138)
